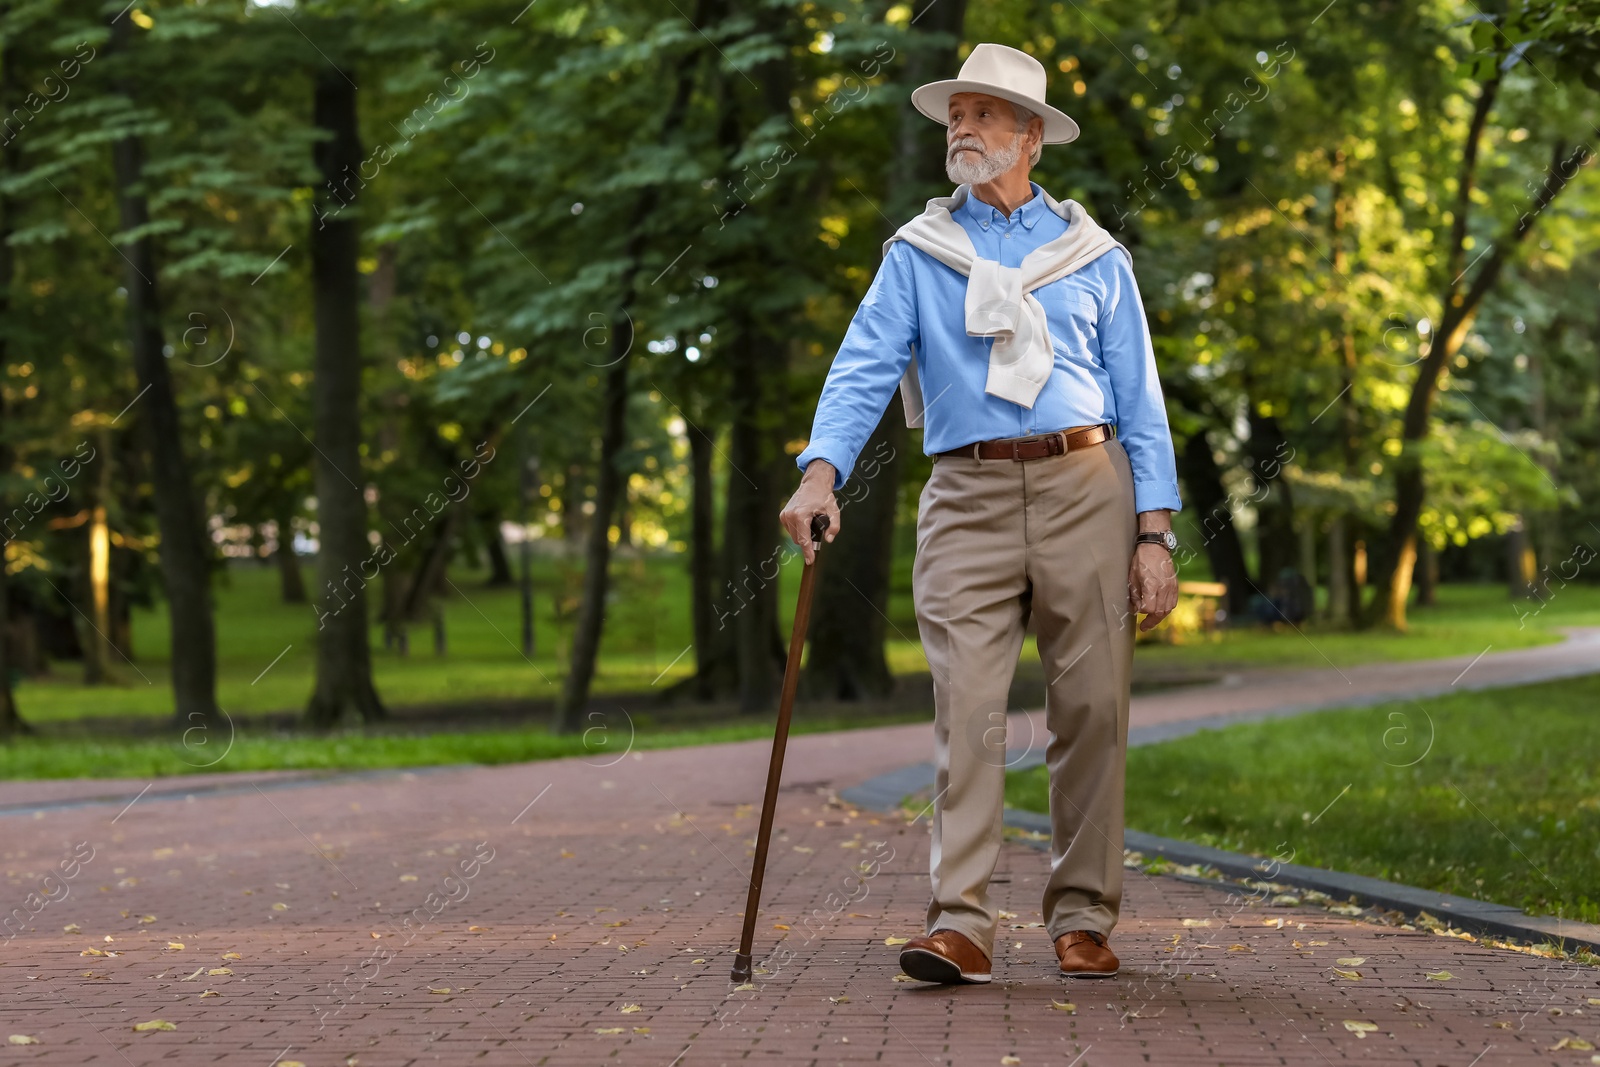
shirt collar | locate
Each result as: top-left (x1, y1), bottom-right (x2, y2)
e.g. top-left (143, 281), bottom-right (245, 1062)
top-left (962, 180), bottom-right (1046, 229)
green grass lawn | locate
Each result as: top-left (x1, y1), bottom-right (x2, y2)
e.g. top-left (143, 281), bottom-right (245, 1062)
top-left (0, 704), bottom-right (935, 780)
top-left (14, 548), bottom-right (1600, 727)
top-left (1006, 675), bottom-right (1600, 923)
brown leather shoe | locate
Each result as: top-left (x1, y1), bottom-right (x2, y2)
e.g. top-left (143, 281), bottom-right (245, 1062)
top-left (898, 929), bottom-right (992, 984)
top-left (1054, 929), bottom-right (1118, 977)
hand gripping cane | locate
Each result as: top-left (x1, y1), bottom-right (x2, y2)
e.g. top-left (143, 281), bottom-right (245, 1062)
top-left (730, 512), bottom-right (829, 983)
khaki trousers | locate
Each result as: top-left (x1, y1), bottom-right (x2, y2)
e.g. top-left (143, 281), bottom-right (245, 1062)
top-left (912, 434), bottom-right (1137, 959)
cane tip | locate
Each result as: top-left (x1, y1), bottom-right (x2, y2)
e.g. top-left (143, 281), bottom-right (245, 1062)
top-left (730, 952), bottom-right (753, 984)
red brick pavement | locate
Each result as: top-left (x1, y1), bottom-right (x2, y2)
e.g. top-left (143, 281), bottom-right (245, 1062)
top-left (3, 635), bottom-right (1598, 1065)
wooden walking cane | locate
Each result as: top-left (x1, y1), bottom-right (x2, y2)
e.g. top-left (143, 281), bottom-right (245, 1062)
top-left (731, 512), bottom-right (830, 983)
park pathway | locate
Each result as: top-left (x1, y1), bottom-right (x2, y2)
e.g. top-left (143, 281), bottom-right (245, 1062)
top-left (1, 631), bottom-right (1597, 1065)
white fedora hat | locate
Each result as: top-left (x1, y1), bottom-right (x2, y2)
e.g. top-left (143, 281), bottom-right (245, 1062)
top-left (911, 42), bottom-right (1080, 144)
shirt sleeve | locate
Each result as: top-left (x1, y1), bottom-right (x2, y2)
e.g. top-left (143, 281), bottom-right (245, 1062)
top-left (795, 241), bottom-right (920, 490)
top-left (1097, 251), bottom-right (1183, 514)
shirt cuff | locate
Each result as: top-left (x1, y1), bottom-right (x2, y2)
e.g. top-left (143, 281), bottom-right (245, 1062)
top-left (1134, 480), bottom-right (1183, 515)
top-left (796, 440), bottom-right (852, 491)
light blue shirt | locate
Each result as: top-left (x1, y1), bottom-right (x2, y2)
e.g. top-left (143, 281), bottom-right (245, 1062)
top-left (796, 180), bottom-right (1183, 514)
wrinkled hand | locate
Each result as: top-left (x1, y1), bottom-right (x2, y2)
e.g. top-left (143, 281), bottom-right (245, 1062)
top-left (780, 460), bottom-right (840, 564)
top-left (1129, 543), bottom-right (1178, 632)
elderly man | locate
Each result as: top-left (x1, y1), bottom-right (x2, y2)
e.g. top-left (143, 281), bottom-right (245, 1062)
top-left (780, 43), bottom-right (1182, 983)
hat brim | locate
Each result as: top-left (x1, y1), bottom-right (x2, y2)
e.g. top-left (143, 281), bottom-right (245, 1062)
top-left (911, 79), bottom-right (1080, 144)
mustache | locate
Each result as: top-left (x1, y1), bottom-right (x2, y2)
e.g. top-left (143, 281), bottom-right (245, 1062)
top-left (948, 138), bottom-right (985, 158)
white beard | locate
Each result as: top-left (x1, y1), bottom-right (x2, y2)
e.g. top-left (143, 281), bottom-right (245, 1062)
top-left (946, 130), bottom-right (1022, 185)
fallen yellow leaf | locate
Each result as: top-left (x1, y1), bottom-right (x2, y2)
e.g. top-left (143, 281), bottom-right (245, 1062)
top-left (1228, 944), bottom-right (1253, 953)
top-left (773, 924), bottom-right (790, 930)
top-left (207, 968), bottom-right (233, 976)
top-left (1308, 940), bottom-right (1329, 946)
top-left (62, 923), bottom-right (81, 934)
top-left (429, 987), bottom-right (451, 995)
top-left (281, 1062), bottom-right (306, 1067)
top-left (399, 874), bottom-right (419, 882)
top-left (884, 936), bottom-right (910, 946)
top-left (731, 983), bottom-right (755, 992)
top-left (132, 1019), bottom-right (176, 1032)
top-left (1181, 918), bottom-right (1211, 927)
top-left (137, 915), bottom-right (156, 925)
top-left (271, 903), bottom-right (288, 911)
top-left (1332, 968), bottom-right (1361, 980)
top-left (829, 995), bottom-right (849, 1004)
top-left (8, 1036), bottom-right (39, 1045)
top-left (594, 1027), bottom-right (625, 1034)
top-left (467, 926), bottom-right (487, 933)
top-left (222, 953), bottom-right (242, 960)
top-left (1549, 1037), bottom-right (1595, 1051)
top-left (80, 948), bottom-right (105, 957)
top-left (166, 942), bottom-right (185, 951)
top-left (1001, 1057), bottom-right (1022, 1066)
top-left (199, 990), bottom-right (220, 998)
top-left (1336, 957), bottom-right (1366, 966)
top-left (632, 1027), bottom-right (650, 1034)
top-left (180, 967), bottom-right (204, 981)
top-left (620, 1004), bottom-right (642, 1013)
top-left (1050, 1000), bottom-right (1076, 1013)
top-left (1343, 1021), bottom-right (1378, 1038)
top-left (892, 973), bottom-right (916, 982)
top-left (1425, 970), bottom-right (1454, 981)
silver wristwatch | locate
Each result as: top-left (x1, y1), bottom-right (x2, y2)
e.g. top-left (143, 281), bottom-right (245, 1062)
top-left (1135, 530), bottom-right (1177, 552)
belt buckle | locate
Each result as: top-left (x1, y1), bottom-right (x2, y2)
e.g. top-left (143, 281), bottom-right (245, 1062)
top-left (1053, 430), bottom-right (1068, 456)
top-left (1009, 438), bottom-right (1021, 461)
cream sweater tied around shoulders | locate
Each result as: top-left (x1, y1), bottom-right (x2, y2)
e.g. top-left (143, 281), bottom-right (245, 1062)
top-left (883, 182), bottom-right (1129, 428)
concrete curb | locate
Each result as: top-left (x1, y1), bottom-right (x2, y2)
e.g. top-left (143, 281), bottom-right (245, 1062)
top-left (840, 762), bottom-right (1600, 956)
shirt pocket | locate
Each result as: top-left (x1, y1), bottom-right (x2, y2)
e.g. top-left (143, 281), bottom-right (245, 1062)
top-left (1036, 286), bottom-right (1101, 362)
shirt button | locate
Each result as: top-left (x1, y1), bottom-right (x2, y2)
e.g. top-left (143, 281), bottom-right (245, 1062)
top-left (1004, 232), bottom-right (1012, 239)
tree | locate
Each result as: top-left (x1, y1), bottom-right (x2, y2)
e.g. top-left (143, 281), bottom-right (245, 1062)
top-left (106, 12), bottom-right (220, 728)
top-left (305, 54), bottom-right (385, 727)
top-left (1366, 6), bottom-right (1599, 628)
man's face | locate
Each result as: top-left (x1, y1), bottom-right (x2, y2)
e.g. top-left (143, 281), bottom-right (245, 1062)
top-left (945, 92), bottom-right (1032, 185)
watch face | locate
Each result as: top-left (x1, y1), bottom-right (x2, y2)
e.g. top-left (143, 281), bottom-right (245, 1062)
top-left (1163, 531), bottom-right (1178, 552)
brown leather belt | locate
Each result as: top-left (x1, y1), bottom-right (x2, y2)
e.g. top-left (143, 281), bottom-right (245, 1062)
top-left (934, 423), bottom-right (1113, 461)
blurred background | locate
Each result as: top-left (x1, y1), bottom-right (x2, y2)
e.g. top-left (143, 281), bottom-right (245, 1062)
top-left (1, 0), bottom-right (1597, 917)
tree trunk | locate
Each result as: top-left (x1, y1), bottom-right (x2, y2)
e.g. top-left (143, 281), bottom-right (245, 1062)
top-left (1415, 540), bottom-right (1439, 607)
top-left (721, 325), bottom-right (789, 713)
top-left (83, 431), bottom-right (112, 684)
top-left (1245, 407), bottom-right (1297, 588)
top-left (518, 433), bottom-right (536, 658)
top-left (305, 62), bottom-right (384, 727)
top-left (1326, 516), bottom-right (1352, 624)
top-left (559, 311), bottom-right (634, 726)
top-left (1176, 426), bottom-right (1253, 620)
top-left (482, 510), bottom-right (513, 587)
top-left (275, 503), bottom-right (306, 604)
top-left (0, 26), bottom-right (26, 738)
top-left (686, 415), bottom-right (718, 700)
top-left (108, 15), bottom-right (219, 729)
top-left (803, 402), bottom-right (905, 700)
top-left (1505, 519), bottom-right (1535, 600)
top-left (1298, 512), bottom-right (1318, 616)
